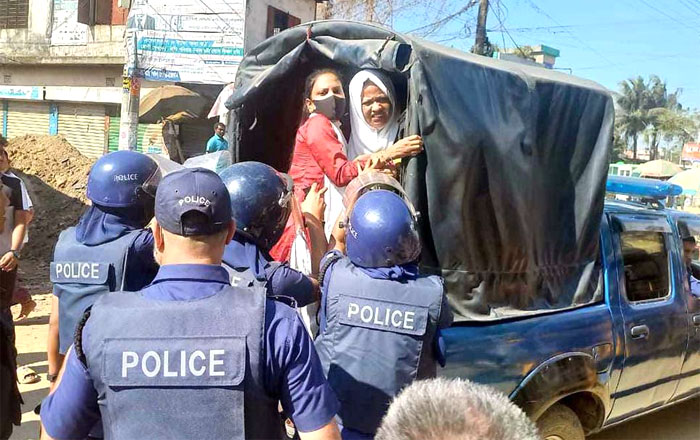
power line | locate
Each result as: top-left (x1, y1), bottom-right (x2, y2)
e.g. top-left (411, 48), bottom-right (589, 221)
top-left (406, 1), bottom-right (478, 35)
top-left (678, 0), bottom-right (700, 15)
top-left (489, 2), bottom-right (529, 60)
top-left (488, 17), bottom-right (700, 33)
top-left (522, 0), bottom-right (620, 68)
top-left (637, 0), bottom-right (700, 39)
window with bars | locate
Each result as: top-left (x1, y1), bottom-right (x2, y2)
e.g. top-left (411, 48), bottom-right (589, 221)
top-left (266, 6), bottom-right (301, 38)
top-left (0, 0), bottom-right (29, 29)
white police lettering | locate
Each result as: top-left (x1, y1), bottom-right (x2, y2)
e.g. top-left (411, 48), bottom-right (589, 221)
top-left (114, 173), bottom-right (139, 182)
top-left (121, 349), bottom-right (227, 378)
top-left (178, 195), bottom-right (211, 207)
top-left (55, 262), bottom-right (100, 279)
top-left (347, 302), bottom-right (416, 331)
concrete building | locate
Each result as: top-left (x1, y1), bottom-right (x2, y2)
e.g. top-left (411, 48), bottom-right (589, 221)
top-left (0, 0), bottom-right (318, 157)
top-left (497, 44), bottom-right (560, 70)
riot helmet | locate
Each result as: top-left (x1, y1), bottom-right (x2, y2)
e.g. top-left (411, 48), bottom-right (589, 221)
top-left (86, 150), bottom-right (161, 208)
top-left (219, 161), bottom-right (293, 250)
top-left (346, 189), bottom-right (421, 267)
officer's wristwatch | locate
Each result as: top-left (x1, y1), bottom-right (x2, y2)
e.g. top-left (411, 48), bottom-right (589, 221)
top-left (10, 249), bottom-right (20, 260)
top-left (47, 373), bottom-right (58, 383)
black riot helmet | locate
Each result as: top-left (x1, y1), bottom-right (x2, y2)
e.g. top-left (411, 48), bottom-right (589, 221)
top-left (219, 161), bottom-right (293, 250)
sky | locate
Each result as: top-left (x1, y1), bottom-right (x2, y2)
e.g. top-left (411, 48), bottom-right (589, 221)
top-left (393, 0), bottom-right (700, 110)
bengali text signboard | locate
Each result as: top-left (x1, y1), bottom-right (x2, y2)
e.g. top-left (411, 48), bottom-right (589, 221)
top-left (126, 0), bottom-right (245, 84)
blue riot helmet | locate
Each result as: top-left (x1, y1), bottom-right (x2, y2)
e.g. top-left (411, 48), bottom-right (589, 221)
top-left (86, 150), bottom-right (161, 207)
top-left (219, 161), bottom-right (293, 250)
top-left (346, 189), bottom-right (421, 268)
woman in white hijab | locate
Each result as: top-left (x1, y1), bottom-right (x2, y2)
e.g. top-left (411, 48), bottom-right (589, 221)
top-left (347, 69), bottom-right (423, 161)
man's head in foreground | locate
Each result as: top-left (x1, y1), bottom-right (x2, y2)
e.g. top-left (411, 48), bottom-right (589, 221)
top-left (153, 167), bottom-right (235, 265)
top-left (375, 378), bottom-right (539, 440)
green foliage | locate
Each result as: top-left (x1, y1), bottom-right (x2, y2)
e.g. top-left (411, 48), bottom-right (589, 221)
top-left (615, 75), bottom-right (698, 163)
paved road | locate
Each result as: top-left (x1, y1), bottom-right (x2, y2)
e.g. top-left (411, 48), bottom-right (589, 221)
top-left (589, 397), bottom-right (699, 440)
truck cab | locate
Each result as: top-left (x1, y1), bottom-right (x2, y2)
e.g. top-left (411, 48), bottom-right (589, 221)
top-left (441, 176), bottom-right (700, 439)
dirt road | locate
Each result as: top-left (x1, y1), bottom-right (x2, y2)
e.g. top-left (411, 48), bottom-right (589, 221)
top-left (10, 292), bottom-right (50, 440)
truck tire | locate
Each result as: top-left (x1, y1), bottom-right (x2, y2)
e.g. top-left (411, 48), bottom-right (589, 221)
top-left (536, 403), bottom-right (585, 440)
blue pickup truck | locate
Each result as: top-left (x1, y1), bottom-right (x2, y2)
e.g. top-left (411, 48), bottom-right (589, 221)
top-left (226, 20), bottom-right (698, 439)
top-left (442, 176), bottom-right (700, 439)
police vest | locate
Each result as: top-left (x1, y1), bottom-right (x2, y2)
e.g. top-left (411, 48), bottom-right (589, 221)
top-left (81, 284), bottom-right (281, 440)
top-left (50, 227), bottom-right (141, 354)
top-left (315, 257), bottom-right (446, 435)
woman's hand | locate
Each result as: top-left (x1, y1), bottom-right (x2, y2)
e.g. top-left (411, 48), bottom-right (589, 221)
top-left (387, 135), bottom-right (423, 160)
top-left (301, 183), bottom-right (328, 222)
top-left (0, 251), bottom-right (18, 271)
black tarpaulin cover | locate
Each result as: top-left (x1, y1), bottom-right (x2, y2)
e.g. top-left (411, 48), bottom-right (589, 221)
top-left (226, 20), bottom-right (613, 321)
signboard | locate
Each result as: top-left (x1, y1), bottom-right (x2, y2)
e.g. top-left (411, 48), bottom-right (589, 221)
top-left (126, 0), bottom-right (246, 84)
top-left (51, 0), bottom-right (89, 46)
top-left (682, 142), bottom-right (700, 163)
top-left (0, 86), bottom-right (43, 100)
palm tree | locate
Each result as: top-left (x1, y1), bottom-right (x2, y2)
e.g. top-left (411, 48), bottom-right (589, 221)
top-left (645, 75), bottom-right (681, 160)
top-left (616, 77), bottom-right (650, 160)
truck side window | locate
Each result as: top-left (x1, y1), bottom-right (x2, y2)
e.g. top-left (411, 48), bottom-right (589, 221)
top-left (620, 231), bottom-right (670, 302)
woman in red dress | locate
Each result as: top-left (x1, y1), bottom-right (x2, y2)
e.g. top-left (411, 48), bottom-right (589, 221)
top-left (272, 69), bottom-right (418, 262)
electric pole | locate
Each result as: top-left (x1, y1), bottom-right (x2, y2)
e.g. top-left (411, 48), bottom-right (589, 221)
top-left (473, 0), bottom-right (489, 56)
top-left (366, 0), bottom-right (375, 22)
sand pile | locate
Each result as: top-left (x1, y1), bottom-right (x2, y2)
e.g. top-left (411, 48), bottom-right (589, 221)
top-left (6, 135), bottom-right (95, 262)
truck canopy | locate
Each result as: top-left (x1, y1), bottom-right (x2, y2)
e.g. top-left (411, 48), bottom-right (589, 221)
top-left (226, 20), bottom-right (614, 321)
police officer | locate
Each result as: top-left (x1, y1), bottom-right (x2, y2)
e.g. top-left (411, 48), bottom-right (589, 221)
top-left (40, 168), bottom-right (340, 440)
top-left (47, 150), bottom-right (161, 387)
top-left (219, 162), bottom-right (319, 305)
top-left (315, 189), bottom-right (453, 440)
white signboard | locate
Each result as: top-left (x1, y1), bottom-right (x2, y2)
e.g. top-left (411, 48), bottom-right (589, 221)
top-left (0, 86), bottom-right (43, 100)
top-left (126, 0), bottom-right (246, 84)
top-left (51, 0), bottom-right (89, 46)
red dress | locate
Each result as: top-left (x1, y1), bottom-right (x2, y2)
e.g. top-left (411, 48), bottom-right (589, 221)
top-left (270, 114), bottom-right (360, 262)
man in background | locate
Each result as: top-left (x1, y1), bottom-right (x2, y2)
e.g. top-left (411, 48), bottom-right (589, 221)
top-left (206, 122), bottom-right (229, 153)
top-left (0, 137), bottom-right (31, 439)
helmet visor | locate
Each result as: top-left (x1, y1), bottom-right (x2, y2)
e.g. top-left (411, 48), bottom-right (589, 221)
top-left (143, 154), bottom-right (184, 197)
top-left (278, 173), bottom-right (294, 208)
top-left (344, 172), bottom-right (417, 216)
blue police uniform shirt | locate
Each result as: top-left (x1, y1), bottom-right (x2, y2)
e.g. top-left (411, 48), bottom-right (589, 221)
top-left (206, 134), bottom-right (229, 153)
top-left (223, 234), bottom-right (315, 305)
top-left (41, 264), bottom-right (339, 439)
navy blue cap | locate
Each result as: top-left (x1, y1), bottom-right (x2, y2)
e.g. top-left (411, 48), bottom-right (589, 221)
top-left (155, 167), bottom-right (232, 236)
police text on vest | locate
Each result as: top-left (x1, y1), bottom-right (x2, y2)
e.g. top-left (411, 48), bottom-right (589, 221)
top-left (121, 350), bottom-right (226, 378)
top-left (55, 262), bottom-right (100, 279)
top-left (347, 303), bottom-right (416, 330)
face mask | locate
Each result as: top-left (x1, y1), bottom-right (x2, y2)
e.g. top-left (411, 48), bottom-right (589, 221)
top-left (312, 95), bottom-right (346, 121)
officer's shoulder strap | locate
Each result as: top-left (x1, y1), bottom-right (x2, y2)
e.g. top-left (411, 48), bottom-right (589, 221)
top-left (73, 306), bottom-right (92, 368)
top-left (319, 252), bottom-right (344, 287)
top-left (118, 229), bottom-right (147, 291)
top-left (266, 261), bottom-right (283, 277)
top-left (269, 294), bottom-right (298, 309)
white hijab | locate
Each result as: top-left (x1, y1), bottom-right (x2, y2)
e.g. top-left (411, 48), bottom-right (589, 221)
top-left (347, 69), bottom-right (400, 160)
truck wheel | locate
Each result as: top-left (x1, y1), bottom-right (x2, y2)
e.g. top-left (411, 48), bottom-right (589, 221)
top-left (536, 403), bottom-right (585, 440)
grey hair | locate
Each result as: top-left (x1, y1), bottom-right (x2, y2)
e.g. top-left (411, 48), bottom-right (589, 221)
top-left (375, 378), bottom-right (540, 440)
